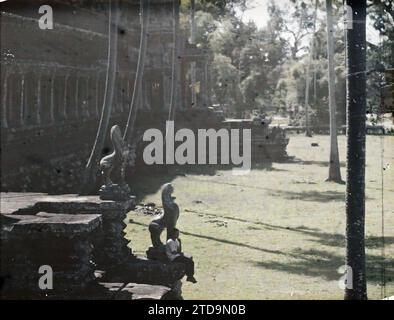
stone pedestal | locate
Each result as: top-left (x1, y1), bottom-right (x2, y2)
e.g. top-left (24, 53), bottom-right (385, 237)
top-left (93, 207), bottom-right (133, 268)
top-left (0, 212), bottom-right (101, 299)
top-left (92, 282), bottom-right (172, 300)
top-left (98, 256), bottom-right (186, 299)
top-left (23, 194), bottom-right (136, 268)
top-left (99, 184), bottom-right (132, 202)
top-left (146, 246), bottom-right (167, 261)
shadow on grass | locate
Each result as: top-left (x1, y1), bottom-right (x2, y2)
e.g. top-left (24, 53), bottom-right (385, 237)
top-left (184, 208), bottom-right (394, 249)
top-left (256, 228), bottom-right (393, 284)
top-left (129, 218), bottom-right (392, 284)
top-left (129, 220), bottom-right (285, 255)
top-left (267, 189), bottom-right (346, 202)
top-left (129, 209), bottom-right (393, 283)
top-left (251, 248), bottom-right (392, 283)
top-left (128, 160), bottom-right (279, 202)
top-left (267, 189), bottom-right (375, 202)
top-left (280, 226), bottom-right (394, 249)
top-left (180, 208), bottom-right (393, 283)
top-left (286, 158), bottom-right (347, 168)
top-left (135, 173), bottom-right (352, 204)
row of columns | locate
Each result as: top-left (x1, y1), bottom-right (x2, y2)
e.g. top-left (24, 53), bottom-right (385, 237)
top-left (181, 58), bottom-right (212, 109)
top-left (1, 67), bottom-right (134, 130)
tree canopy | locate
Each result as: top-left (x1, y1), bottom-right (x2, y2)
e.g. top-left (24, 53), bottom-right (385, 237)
top-left (180, 0), bottom-right (392, 121)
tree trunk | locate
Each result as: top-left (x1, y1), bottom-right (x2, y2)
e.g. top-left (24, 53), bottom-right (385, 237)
top-left (124, 0), bottom-right (150, 144)
top-left (190, 0), bottom-right (197, 108)
top-left (326, 0), bottom-right (343, 183)
top-left (81, 0), bottom-right (120, 194)
top-left (345, 0), bottom-right (368, 300)
top-left (304, 0), bottom-right (318, 137)
top-left (168, 0), bottom-right (181, 124)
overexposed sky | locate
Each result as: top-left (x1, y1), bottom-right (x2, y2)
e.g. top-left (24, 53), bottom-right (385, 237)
top-left (236, 0), bottom-right (380, 45)
top-left (236, 0), bottom-right (272, 29)
top-left (238, 0), bottom-right (282, 28)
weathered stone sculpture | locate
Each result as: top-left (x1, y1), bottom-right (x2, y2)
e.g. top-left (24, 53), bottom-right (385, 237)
top-left (99, 125), bottom-right (134, 201)
top-left (147, 183), bottom-right (179, 259)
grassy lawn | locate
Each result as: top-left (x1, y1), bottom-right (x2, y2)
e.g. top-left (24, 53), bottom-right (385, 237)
top-left (124, 134), bottom-right (394, 300)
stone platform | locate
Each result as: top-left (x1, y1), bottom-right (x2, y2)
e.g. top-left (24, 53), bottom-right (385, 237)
top-left (1, 192), bottom-right (135, 216)
top-left (97, 256), bottom-right (186, 299)
top-left (0, 192), bottom-right (47, 215)
top-left (114, 257), bottom-right (186, 286)
top-left (0, 192), bottom-right (186, 300)
top-left (93, 282), bottom-right (172, 300)
top-left (1, 211), bottom-right (101, 298)
top-left (1, 192), bottom-right (136, 268)
top-left (2, 212), bottom-right (101, 234)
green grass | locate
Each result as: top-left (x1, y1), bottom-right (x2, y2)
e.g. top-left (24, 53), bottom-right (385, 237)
top-left (124, 134), bottom-right (394, 300)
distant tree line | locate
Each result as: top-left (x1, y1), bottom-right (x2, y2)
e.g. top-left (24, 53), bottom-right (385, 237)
top-left (180, 0), bottom-right (393, 124)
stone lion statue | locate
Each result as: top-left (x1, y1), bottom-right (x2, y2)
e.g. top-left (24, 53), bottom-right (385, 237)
top-left (148, 183), bottom-right (179, 248)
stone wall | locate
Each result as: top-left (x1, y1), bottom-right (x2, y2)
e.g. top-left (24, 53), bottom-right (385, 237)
top-left (0, 0), bottom-right (179, 193)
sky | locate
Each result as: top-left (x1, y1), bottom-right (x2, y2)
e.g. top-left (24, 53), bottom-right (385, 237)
top-left (236, 0), bottom-right (271, 28)
top-left (235, 0), bottom-right (380, 45)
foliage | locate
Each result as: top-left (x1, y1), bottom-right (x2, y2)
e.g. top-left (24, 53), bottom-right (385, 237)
top-left (211, 53), bottom-right (239, 108)
top-left (180, 0), bottom-right (392, 122)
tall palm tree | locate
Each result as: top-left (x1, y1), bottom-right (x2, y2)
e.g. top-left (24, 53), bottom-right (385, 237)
top-left (81, 0), bottom-right (120, 194)
top-left (345, 0), bottom-right (368, 300)
top-left (190, 0), bottom-right (197, 108)
top-left (124, 0), bottom-right (150, 144)
top-left (168, 0), bottom-right (181, 124)
top-left (304, 0), bottom-right (318, 137)
top-left (326, 0), bottom-right (343, 183)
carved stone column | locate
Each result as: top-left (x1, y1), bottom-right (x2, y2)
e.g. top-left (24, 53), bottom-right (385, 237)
top-left (62, 74), bottom-right (69, 121)
top-left (95, 73), bottom-right (100, 117)
top-left (2, 72), bottom-right (9, 129)
top-left (35, 73), bottom-right (42, 125)
top-left (75, 76), bottom-right (80, 119)
top-left (84, 77), bottom-right (90, 119)
top-left (49, 72), bottom-right (56, 123)
top-left (204, 60), bottom-right (210, 107)
top-left (20, 74), bottom-right (25, 127)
